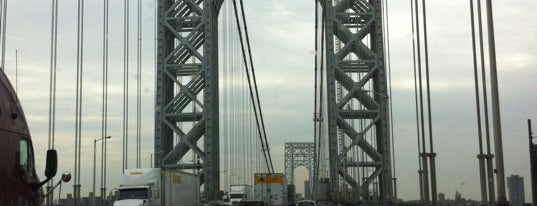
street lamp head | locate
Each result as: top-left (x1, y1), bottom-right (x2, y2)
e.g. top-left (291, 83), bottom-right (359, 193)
top-left (95, 136), bottom-right (112, 142)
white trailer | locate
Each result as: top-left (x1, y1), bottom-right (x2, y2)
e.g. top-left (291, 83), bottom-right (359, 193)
top-left (254, 173), bottom-right (288, 206)
top-left (113, 168), bottom-right (199, 206)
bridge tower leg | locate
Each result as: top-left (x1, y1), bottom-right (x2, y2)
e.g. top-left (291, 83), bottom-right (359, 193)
top-left (322, 0), bottom-right (393, 204)
top-left (155, 0), bottom-right (223, 201)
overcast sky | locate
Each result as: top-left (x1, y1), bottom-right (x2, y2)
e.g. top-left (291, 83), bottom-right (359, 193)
top-left (2, 0), bottom-right (537, 202)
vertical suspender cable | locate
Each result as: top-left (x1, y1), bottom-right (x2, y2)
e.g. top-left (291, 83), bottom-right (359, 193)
top-left (232, 7), bottom-right (237, 177)
top-left (382, 0), bottom-right (397, 201)
top-left (313, 0), bottom-right (319, 187)
top-left (153, 0), bottom-right (157, 169)
top-left (136, 0), bottom-right (142, 168)
top-left (413, 0), bottom-right (430, 203)
top-left (469, 0), bottom-right (489, 203)
top-left (241, 53), bottom-right (246, 181)
top-left (0, 0), bottom-right (6, 70)
top-left (52, 0), bottom-right (58, 196)
top-left (477, 0), bottom-right (496, 203)
top-left (14, 50), bottom-right (16, 90)
top-left (48, 0), bottom-right (57, 151)
top-left (409, 0), bottom-right (423, 202)
top-left (313, 0), bottom-right (326, 179)
top-left (0, 0), bottom-right (2, 71)
top-left (485, 0), bottom-right (508, 203)
top-left (74, 0), bottom-right (85, 204)
top-left (410, 0), bottom-right (422, 202)
top-left (421, 0), bottom-right (438, 204)
top-left (47, 0), bottom-right (59, 204)
top-left (101, 0), bottom-right (109, 204)
top-left (319, 0), bottom-right (326, 178)
top-left (231, 7), bottom-right (236, 177)
top-left (123, 0), bottom-right (129, 172)
top-left (223, 1), bottom-right (229, 191)
top-left (477, 0), bottom-right (492, 168)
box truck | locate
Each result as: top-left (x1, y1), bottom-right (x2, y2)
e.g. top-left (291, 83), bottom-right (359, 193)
top-left (254, 173), bottom-right (288, 206)
top-left (113, 168), bottom-right (199, 206)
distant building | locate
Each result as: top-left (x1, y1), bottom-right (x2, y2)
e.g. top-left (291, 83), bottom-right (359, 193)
top-left (455, 191), bottom-right (461, 202)
top-left (507, 175), bottom-right (525, 205)
top-left (304, 180), bottom-right (311, 199)
top-left (438, 193), bottom-right (445, 202)
top-left (57, 192), bottom-right (106, 206)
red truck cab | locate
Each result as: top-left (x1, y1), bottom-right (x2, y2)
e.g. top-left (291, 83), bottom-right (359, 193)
top-left (0, 69), bottom-right (58, 205)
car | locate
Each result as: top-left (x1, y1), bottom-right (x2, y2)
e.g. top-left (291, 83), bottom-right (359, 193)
top-left (206, 201), bottom-right (225, 206)
top-left (296, 200), bottom-right (318, 206)
top-left (238, 200), bottom-right (266, 206)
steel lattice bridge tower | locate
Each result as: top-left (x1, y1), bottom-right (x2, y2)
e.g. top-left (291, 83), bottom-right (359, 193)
top-left (154, 0), bottom-right (392, 203)
top-left (321, 0), bottom-right (393, 204)
top-left (284, 142), bottom-right (315, 198)
top-left (155, 0), bottom-right (224, 201)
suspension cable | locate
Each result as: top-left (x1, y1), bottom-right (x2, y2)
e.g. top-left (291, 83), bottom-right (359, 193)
top-left (231, 0), bottom-right (273, 173)
top-left (238, 0), bottom-right (274, 173)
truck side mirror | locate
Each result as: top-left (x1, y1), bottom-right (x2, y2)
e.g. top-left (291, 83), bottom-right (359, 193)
top-left (45, 149), bottom-right (58, 179)
top-left (33, 150), bottom-right (58, 191)
top-left (60, 172), bottom-right (71, 182)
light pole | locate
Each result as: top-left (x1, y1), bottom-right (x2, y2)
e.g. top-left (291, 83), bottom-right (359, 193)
top-left (101, 135), bottom-right (111, 206)
top-left (93, 136), bottom-right (111, 206)
top-left (529, 119), bottom-right (536, 205)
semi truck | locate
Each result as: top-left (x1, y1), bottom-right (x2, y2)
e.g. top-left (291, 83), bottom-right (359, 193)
top-left (0, 68), bottom-right (66, 205)
top-left (113, 168), bottom-right (200, 206)
top-left (229, 184), bottom-right (254, 205)
top-left (253, 173), bottom-right (288, 206)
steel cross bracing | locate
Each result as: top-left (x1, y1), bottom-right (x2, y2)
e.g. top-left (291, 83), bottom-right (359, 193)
top-left (322, 0), bottom-right (393, 203)
top-left (155, 0), bottom-right (223, 201)
top-left (284, 142), bottom-right (315, 193)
